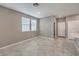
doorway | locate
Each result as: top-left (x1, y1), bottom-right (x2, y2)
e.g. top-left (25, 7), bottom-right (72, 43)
top-left (56, 17), bottom-right (66, 38)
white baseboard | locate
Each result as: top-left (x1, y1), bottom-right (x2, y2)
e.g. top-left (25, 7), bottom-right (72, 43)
top-left (38, 36), bottom-right (54, 40)
top-left (0, 36), bottom-right (38, 50)
top-left (0, 36), bottom-right (54, 50)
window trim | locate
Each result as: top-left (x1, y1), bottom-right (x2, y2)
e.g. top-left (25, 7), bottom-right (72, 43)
top-left (31, 19), bottom-right (37, 31)
top-left (21, 16), bottom-right (30, 32)
top-left (21, 16), bottom-right (37, 32)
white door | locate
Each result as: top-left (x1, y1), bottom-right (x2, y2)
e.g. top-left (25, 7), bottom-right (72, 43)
top-left (58, 21), bottom-right (65, 37)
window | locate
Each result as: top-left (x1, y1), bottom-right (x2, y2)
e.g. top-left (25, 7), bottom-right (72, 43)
top-left (31, 18), bottom-right (37, 31)
top-left (22, 17), bottom-right (30, 32)
top-left (21, 17), bottom-right (37, 32)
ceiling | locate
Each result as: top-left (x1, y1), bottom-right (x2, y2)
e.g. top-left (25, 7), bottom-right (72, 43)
top-left (0, 3), bottom-right (79, 18)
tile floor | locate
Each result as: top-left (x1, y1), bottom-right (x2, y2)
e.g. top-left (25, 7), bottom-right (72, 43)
top-left (0, 36), bottom-right (78, 56)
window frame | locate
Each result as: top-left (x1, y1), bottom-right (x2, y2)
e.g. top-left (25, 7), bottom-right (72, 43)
top-left (21, 16), bottom-right (37, 32)
top-left (31, 18), bottom-right (37, 32)
top-left (21, 16), bottom-right (30, 32)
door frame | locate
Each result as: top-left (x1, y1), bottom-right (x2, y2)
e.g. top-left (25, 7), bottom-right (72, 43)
top-left (55, 17), bottom-right (68, 38)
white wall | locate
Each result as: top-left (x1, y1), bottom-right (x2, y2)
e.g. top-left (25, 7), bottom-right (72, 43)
top-left (0, 6), bottom-right (39, 47)
top-left (40, 15), bottom-right (79, 39)
top-left (67, 15), bottom-right (79, 39)
top-left (40, 17), bottom-right (54, 38)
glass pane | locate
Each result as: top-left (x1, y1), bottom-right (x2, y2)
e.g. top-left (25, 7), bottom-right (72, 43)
top-left (22, 17), bottom-right (30, 24)
top-left (31, 19), bottom-right (37, 31)
top-left (22, 25), bottom-right (30, 32)
top-left (22, 17), bottom-right (30, 32)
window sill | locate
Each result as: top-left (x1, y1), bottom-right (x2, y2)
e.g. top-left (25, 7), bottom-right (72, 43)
top-left (22, 30), bottom-right (37, 32)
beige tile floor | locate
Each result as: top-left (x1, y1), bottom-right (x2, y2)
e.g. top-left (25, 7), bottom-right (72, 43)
top-left (0, 36), bottom-right (79, 56)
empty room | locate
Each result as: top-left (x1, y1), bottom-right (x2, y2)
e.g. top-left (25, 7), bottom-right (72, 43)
top-left (0, 3), bottom-right (79, 56)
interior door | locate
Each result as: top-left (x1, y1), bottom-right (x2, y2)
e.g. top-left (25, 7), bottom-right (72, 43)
top-left (57, 18), bottom-right (66, 37)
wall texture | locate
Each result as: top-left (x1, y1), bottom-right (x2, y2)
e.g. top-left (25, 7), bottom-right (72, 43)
top-left (40, 17), bottom-right (54, 38)
top-left (0, 6), bottom-right (39, 47)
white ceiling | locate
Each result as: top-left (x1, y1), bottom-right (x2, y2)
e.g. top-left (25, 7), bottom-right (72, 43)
top-left (0, 3), bottom-right (79, 18)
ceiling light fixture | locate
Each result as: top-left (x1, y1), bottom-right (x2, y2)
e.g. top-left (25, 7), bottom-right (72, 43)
top-left (33, 3), bottom-right (39, 7)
